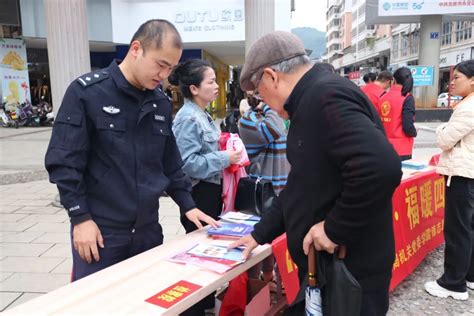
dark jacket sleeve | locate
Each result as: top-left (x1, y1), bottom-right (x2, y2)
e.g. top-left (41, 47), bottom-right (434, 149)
top-left (45, 84), bottom-right (92, 225)
top-left (163, 117), bottom-right (197, 215)
top-left (321, 86), bottom-right (402, 245)
top-left (251, 190), bottom-right (286, 244)
top-left (402, 95), bottom-right (417, 137)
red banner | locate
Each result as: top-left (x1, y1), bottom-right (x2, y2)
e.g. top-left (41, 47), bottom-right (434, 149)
top-left (390, 169), bottom-right (445, 290)
top-left (271, 169), bottom-right (445, 296)
top-left (272, 234), bottom-right (300, 304)
top-left (145, 280), bottom-right (202, 309)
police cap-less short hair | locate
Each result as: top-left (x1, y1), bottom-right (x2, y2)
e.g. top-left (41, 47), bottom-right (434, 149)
top-left (240, 31), bottom-right (307, 91)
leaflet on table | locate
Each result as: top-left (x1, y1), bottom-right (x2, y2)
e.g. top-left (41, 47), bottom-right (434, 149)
top-left (220, 211), bottom-right (261, 223)
top-left (168, 243), bottom-right (244, 274)
top-left (208, 222), bottom-right (254, 237)
top-left (402, 160), bottom-right (427, 170)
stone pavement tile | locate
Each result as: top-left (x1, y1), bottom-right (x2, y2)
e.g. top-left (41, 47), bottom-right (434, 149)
top-left (14, 206), bottom-right (61, 215)
top-left (0, 199), bottom-right (16, 206)
top-left (25, 222), bottom-right (69, 233)
top-left (0, 243), bottom-right (52, 257)
top-left (162, 224), bottom-right (181, 236)
top-left (0, 272), bottom-right (13, 282)
top-left (40, 244), bottom-right (71, 258)
top-left (0, 292), bottom-right (22, 311)
top-left (19, 214), bottom-right (68, 223)
top-left (6, 193), bottom-right (51, 201)
top-left (51, 258), bottom-right (72, 274)
top-left (0, 222), bottom-right (36, 232)
top-left (0, 205), bottom-right (22, 214)
top-left (0, 214), bottom-right (29, 222)
top-left (4, 292), bottom-right (43, 311)
top-left (160, 216), bottom-right (181, 225)
top-left (9, 200), bottom-right (52, 207)
top-left (0, 272), bottom-right (70, 292)
top-left (33, 232), bottom-right (70, 244)
top-left (0, 257), bottom-right (64, 273)
top-left (0, 231), bottom-right (43, 243)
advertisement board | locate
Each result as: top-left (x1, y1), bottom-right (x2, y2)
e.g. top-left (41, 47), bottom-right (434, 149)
top-left (0, 38), bottom-right (31, 106)
top-left (379, 0), bottom-right (474, 16)
top-left (409, 66), bottom-right (434, 86)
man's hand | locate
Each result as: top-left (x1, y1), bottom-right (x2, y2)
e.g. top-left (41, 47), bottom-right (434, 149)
top-left (185, 208), bottom-right (220, 229)
top-left (72, 219), bottom-right (104, 264)
top-left (303, 221), bottom-right (338, 255)
top-left (228, 234), bottom-right (259, 261)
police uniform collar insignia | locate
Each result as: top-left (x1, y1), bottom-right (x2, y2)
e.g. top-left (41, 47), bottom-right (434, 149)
top-left (154, 114), bottom-right (165, 122)
top-left (102, 106), bottom-right (120, 114)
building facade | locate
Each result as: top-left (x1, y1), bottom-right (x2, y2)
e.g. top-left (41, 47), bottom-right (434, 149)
top-left (326, 0), bottom-right (473, 99)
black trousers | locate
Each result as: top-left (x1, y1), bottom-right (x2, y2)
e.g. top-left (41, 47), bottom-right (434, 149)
top-left (283, 291), bottom-right (389, 316)
top-left (438, 176), bottom-right (474, 292)
top-left (180, 180), bottom-right (223, 316)
top-left (180, 180), bottom-right (223, 233)
top-left (71, 222), bottom-right (163, 281)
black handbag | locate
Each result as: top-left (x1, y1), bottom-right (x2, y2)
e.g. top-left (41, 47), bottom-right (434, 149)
top-left (234, 176), bottom-right (276, 216)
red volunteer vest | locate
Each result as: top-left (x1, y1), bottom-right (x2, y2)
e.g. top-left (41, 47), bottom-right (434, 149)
top-left (378, 85), bottom-right (414, 156)
top-left (361, 83), bottom-right (385, 113)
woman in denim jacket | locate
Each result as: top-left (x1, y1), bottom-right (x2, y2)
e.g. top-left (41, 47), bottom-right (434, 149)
top-left (171, 59), bottom-right (241, 234)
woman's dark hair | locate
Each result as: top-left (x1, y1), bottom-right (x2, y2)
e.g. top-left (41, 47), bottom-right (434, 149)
top-left (393, 67), bottom-right (413, 96)
top-left (168, 59), bottom-right (212, 99)
top-left (363, 72), bottom-right (377, 83)
top-left (454, 60), bottom-right (474, 78)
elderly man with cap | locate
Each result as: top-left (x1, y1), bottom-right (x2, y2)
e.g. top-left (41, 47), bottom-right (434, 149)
top-left (230, 31), bottom-right (402, 315)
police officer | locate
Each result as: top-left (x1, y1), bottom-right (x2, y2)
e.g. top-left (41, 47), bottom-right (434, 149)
top-left (45, 19), bottom-right (218, 281)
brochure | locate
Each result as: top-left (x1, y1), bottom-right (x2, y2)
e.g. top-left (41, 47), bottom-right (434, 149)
top-left (168, 243), bottom-right (245, 274)
top-left (207, 222), bottom-right (254, 237)
top-left (220, 211), bottom-right (261, 223)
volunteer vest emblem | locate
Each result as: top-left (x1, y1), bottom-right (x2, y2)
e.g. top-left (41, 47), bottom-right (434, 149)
top-left (381, 101), bottom-right (391, 117)
top-left (102, 106), bottom-right (120, 114)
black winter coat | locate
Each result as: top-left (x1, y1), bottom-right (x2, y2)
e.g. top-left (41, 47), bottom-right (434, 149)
top-left (251, 65), bottom-right (402, 294)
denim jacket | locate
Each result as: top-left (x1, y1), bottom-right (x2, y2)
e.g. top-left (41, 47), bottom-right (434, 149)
top-left (172, 100), bottom-right (230, 185)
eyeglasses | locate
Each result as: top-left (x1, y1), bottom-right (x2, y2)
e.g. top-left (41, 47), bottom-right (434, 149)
top-left (251, 70), bottom-right (265, 101)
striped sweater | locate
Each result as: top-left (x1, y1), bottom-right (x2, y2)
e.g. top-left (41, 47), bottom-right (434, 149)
top-left (238, 104), bottom-right (290, 195)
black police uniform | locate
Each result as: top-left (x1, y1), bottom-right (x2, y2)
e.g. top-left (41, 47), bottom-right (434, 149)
top-left (45, 60), bottom-right (196, 280)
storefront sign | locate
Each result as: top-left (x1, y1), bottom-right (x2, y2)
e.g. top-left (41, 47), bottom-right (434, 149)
top-left (145, 280), bottom-right (202, 309)
top-left (348, 71), bottom-right (361, 80)
top-left (439, 48), bottom-right (472, 68)
top-left (409, 66), bottom-right (434, 86)
top-left (111, 0), bottom-right (245, 44)
top-left (379, 0), bottom-right (474, 16)
top-left (0, 38), bottom-right (31, 105)
top-left (390, 170), bottom-right (445, 290)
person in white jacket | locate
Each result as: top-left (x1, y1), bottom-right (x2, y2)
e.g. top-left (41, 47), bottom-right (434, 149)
top-left (425, 60), bottom-right (474, 301)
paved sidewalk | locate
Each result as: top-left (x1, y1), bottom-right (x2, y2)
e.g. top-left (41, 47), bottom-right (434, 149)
top-left (0, 180), bottom-right (185, 311)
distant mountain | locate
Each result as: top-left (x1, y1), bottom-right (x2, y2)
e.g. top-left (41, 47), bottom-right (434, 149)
top-left (291, 27), bottom-right (326, 59)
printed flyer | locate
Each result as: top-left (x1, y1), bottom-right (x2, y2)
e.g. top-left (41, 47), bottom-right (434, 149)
top-left (0, 38), bottom-right (31, 105)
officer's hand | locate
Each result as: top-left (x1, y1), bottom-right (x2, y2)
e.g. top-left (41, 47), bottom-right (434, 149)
top-left (302, 221), bottom-right (338, 255)
top-left (73, 219), bottom-right (104, 264)
top-left (228, 234), bottom-right (258, 261)
top-left (185, 208), bottom-right (220, 229)
top-left (227, 148), bottom-right (242, 165)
